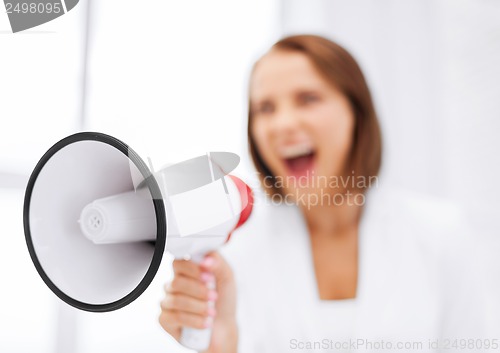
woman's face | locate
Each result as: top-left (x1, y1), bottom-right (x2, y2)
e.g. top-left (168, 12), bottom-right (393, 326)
top-left (250, 49), bottom-right (355, 198)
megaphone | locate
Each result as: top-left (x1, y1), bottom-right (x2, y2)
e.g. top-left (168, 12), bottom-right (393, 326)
top-left (23, 132), bottom-right (253, 351)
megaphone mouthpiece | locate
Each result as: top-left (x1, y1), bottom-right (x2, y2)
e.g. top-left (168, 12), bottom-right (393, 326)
top-left (79, 190), bottom-right (157, 245)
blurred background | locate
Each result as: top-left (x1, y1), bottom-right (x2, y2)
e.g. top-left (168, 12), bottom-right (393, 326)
top-left (1, 0), bottom-right (499, 352)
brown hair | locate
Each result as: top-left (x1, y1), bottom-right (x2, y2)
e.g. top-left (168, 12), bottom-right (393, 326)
top-left (248, 34), bottom-right (382, 196)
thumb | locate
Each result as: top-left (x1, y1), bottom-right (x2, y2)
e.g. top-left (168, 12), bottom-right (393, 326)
top-left (199, 251), bottom-right (234, 285)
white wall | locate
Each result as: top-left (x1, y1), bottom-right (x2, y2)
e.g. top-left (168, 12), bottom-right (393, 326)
top-left (84, 0), bottom-right (280, 175)
top-left (0, 3), bottom-right (85, 175)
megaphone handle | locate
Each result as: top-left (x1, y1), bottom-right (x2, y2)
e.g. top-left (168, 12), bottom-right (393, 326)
top-left (181, 325), bottom-right (213, 352)
top-left (180, 253), bottom-right (215, 352)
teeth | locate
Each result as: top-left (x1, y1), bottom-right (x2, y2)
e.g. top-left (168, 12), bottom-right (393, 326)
top-left (280, 144), bottom-right (314, 159)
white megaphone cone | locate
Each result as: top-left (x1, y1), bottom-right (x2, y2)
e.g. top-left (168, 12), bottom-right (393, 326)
top-left (23, 132), bottom-right (253, 352)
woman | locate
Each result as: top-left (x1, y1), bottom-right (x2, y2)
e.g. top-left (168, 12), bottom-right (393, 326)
top-left (158, 35), bottom-right (483, 353)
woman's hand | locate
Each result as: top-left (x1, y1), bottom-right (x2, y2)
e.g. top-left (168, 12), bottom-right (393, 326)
top-left (159, 252), bottom-right (238, 353)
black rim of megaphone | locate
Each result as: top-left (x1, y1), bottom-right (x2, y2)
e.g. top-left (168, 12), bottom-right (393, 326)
top-left (23, 132), bottom-right (167, 312)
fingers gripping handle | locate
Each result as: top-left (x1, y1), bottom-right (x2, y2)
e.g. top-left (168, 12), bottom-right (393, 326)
top-left (180, 253), bottom-right (215, 352)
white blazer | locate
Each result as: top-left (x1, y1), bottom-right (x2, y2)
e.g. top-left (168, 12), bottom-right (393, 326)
top-left (220, 186), bottom-right (490, 353)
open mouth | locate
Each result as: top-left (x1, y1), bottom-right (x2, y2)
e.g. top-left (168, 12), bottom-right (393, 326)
top-left (281, 145), bottom-right (316, 178)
